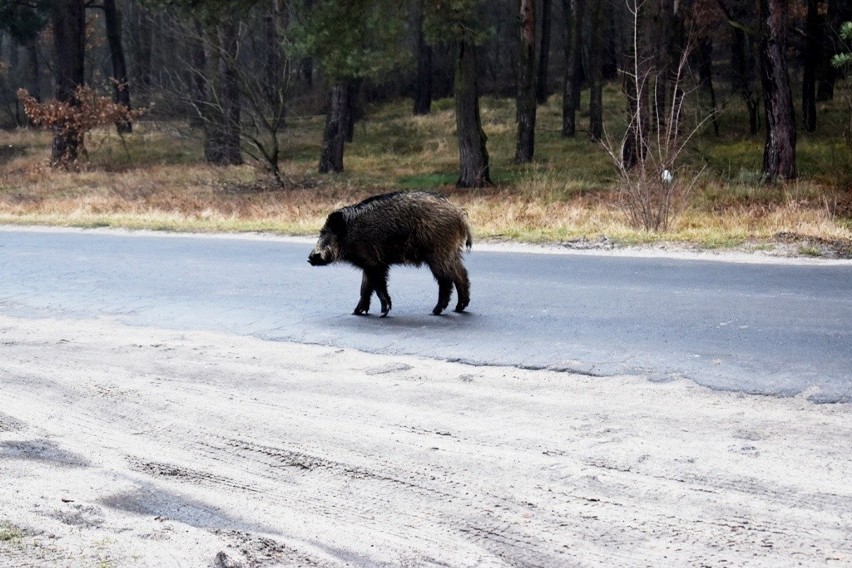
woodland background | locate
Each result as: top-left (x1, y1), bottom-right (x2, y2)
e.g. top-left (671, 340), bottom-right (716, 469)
top-left (0, 0), bottom-right (851, 250)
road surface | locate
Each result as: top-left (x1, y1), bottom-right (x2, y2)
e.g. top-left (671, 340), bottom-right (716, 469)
top-left (1, 227), bottom-right (850, 402)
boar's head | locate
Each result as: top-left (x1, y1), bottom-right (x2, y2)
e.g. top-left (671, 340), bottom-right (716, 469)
top-left (308, 211), bottom-right (346, 266)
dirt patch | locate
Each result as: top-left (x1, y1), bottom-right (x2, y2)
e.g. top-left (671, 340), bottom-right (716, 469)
top-left (1, 314), bottom-right (850, 567)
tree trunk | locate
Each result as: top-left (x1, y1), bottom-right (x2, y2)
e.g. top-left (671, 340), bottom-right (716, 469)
top-left (515, 0), bottom-right (537, 163)
top-left (130, 3), bottom-right (152, 94)
top-left (413, 0), bottom-right (432, 115)
top-left (652, 0), bottom-right (674, 130)
top-left (454, 40), bottom-right (491, 188)
top-left (26, 39), bottom-right (41, 102)
top-left (759, 0), bottom-right (796, 182)
top-left (319, 83), bottom-right (349, 173)
top-left (536, 0), bottom-right (552, 104)
top-left (588, 0), bottom-right (604, 142)
top-left (217, 15), bottom-right (243, 166)
top-left (103, 0), bottom-right (132, 133)
top-left (729, 1), bottom-right (760, 135)
top-left (188, 18), bottom-right (208, 130)
top-left (817, 0), bottom-right (844, 102)
top-left (561, 0), bottom-right (584, 137)
top-left (693, 37), bottom-right (719, 135)
top-left (345, 79), bottom-right (361, 143)
top-left (50, 0), bottom-right (86, 166)
top-left (802, 0), bottom-right (819, 132)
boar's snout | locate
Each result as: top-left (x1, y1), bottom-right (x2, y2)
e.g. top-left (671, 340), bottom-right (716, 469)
top-left (308, 251), bottom-right (329, 266)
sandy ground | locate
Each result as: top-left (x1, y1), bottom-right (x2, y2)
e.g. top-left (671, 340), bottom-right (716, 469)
top-left (1, 313), bottom-right (851, 568)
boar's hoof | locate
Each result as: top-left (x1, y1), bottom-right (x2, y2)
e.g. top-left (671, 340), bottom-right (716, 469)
top-left (432, 305), bottom-right (445, 316)
top-left (454, 299), bottom-right (469, 313)
top-left (353, 303), bottom-right (370, 316)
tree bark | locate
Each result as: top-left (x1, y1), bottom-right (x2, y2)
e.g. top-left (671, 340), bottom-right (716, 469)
top-left (561, 0), bottom-right (584, 137)
top-left (588, 0), bottom-right (604, 142)
top-left (103, 0), bottom-right (132, 133)
top-left (413, 0), bottom-right (432, 115)
top-left (536, 0), bottom-right (552, 104)
top-left (454, 40), bottom-right (491, 188)
top-left (50, 0), bottom-right (86, 166)
top-left (319, 83), bottom-right (349, 174)
top-left (759, 0), bottom-right (796, 182)
top-left (515, 0), bottom-right (537, 163)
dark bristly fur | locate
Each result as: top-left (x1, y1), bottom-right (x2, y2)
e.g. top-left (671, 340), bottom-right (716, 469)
top-left (308, 191), bottom-right (472, 316)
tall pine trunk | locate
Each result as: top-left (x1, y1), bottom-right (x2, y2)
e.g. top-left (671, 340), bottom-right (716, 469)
top-left (561, 0), bottom-right (584, 137)
top-left (319, 83), bottom-right (349, 173)
top-left (536, 0), bottom-right (552, 104)
top-left (50, 0), bottom-right (86, 166)
top-left (103, 0), bottom-right (132, 133)
top-left (693, 37), bottom-right (719, 135)
top-left (413, 0), bottom-right (432, 115)
top-left (588, 0), bottom-right (604, 142)
top-left (515, 0), bottom-right (537, 163)
top-left (759, 0), bottom-right (796, 182)
top-left (802, 0), bottom-right (819, 132)
top-left (728, 1), bottom-right (760, 135)
top-left (454, 40), bottom-right (491, 188)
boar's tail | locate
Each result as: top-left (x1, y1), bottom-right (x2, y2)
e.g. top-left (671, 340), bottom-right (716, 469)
top-left (463, 215), bottom-right (473, 251)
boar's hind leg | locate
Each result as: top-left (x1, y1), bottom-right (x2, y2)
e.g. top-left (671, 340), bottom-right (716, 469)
top-left (373, 266), bottom-right (392, 317)
top-left (453, 261), bottom-right (470, 313)
top-left (430, 266), bottom-right (454, 315)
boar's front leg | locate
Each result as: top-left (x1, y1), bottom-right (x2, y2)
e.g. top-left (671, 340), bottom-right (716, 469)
top-left (353, 267), bottom-right (392, 317)
top-left (353, 271), bottom-right (373, 315)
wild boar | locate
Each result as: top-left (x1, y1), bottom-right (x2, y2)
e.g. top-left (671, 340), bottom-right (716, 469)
top-left (308, 191), bottom-right (472, 316)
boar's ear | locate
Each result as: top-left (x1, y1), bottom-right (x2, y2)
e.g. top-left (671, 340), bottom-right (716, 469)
top-left (326, 211), bottom-right (347, 237)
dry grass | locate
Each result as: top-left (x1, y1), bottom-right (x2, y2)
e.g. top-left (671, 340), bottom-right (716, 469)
top-left (1, 92), bottom-right (851, 257)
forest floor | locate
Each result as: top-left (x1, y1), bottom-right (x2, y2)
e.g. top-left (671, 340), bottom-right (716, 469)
top-left (2, 313), bottom-right (851, 567)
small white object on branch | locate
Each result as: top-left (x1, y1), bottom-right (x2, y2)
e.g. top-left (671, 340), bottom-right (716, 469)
top-left (661, 169), bottom-right (673, 184)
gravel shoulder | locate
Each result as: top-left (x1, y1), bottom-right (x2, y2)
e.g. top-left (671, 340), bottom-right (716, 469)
top-left (1, 314), bottom-right (850, 567)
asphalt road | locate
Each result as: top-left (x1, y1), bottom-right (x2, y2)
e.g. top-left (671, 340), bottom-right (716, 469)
top-left (1, 227), bottom-right (850, 402)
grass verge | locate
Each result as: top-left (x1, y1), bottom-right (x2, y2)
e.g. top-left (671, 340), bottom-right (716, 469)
top-left (1, 90), bottom-right (851, 257)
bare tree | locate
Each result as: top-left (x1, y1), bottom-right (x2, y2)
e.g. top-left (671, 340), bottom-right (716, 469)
top-left (603, 0), bottom-right (708, 232)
